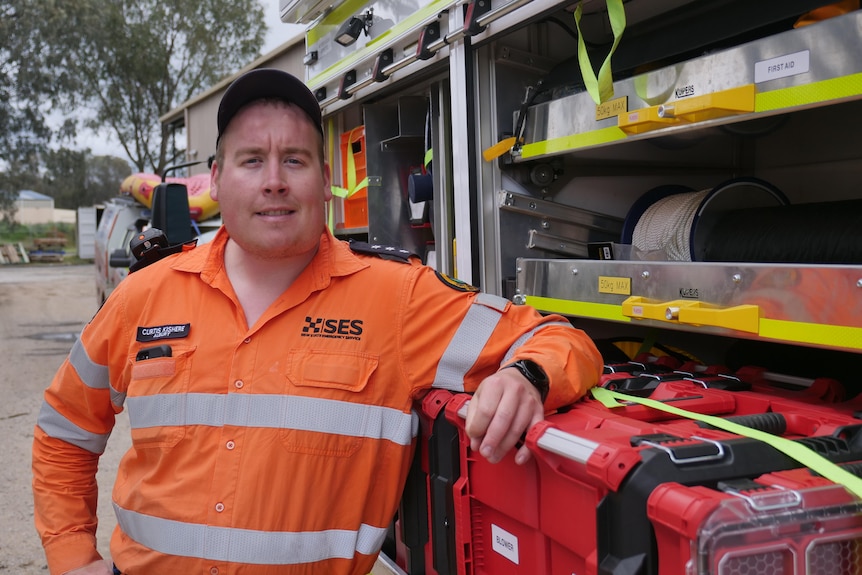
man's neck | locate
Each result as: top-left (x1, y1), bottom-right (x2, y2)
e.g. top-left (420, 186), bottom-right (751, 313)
top-left (223, 240), bottom-right (318, 328)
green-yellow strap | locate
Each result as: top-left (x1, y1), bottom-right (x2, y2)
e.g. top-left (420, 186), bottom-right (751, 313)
top-left (327, 195), bottom-right (336, 232)
top-left (329, 186), bottom-right (348, 231)
top-left (590, 386), bottom-right (862, 499)
top-left (326, 119), bottom-right (338, 232)
top-left (424, 148), bottom-right (433, 169)
top-left (635, 330), bottom-right (659, 359)
top-left (574, 0), bottom-right (626, 105)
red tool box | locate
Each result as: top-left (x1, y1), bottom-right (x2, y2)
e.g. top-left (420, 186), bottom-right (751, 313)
top-left (649, 478), bottom-right (862, 575)
top-left (407, 376), bottom-right (862, 575)
top-left (395, 390), bottom-right (462, 575)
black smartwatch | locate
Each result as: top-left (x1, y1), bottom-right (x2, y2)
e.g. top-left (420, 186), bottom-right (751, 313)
top-left (504, 359), bottom-right (549, 402)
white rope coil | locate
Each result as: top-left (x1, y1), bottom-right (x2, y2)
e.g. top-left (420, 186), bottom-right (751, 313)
top-left (631, 189), bottom-right (709, 261)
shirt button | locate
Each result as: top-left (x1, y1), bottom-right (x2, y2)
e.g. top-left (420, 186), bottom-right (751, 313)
top-left (244, 337), bottom-right (251, 344)
top-left (210, 568), bottom-right (219, 575)
top-left (234, 379), bottom-right (244, 389)
top-left (215, 502), bottom-right (225, 513)
top-left (226, 440), bottom-right (235, 450)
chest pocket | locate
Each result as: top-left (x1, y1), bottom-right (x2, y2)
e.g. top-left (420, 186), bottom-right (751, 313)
top-left (127, 345), bottom-right (196, 448)
top-left (281, 350), bottom-right (379, 458)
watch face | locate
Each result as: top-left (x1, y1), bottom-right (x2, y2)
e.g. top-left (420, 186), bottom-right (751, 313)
top-left (509, 360), bottom-right (549, 402)
top-left (520, 360), bottom-right (547, 383)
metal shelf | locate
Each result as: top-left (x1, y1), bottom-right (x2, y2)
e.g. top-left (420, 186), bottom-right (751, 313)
top-left (517, 10), bottom-right (862, 161)
top-left (515, 258), bottom-right (862, 353)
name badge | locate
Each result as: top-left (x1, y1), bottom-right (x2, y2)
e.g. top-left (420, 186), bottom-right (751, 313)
top-left (136, 323), bottom-right (190, 342)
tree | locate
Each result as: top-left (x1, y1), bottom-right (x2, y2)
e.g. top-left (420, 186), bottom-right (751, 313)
top-left (41, 149), bottom-right (87, 210)
top-left (42, 0), bottom-right (267, 174)
top-left (0, 158), bottom-right (43, 226)
top-left (40, 149), bottom-right (132, 209)
top-left (86, 154), bottom-right (135, 204)
top-left (1, 2), bottom-right (63, 163)
top-left (0, 185), bottom-right (20, 227)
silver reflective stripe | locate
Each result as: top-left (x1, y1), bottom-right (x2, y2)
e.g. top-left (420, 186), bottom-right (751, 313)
top-left (69, 338), bottom-right (126, 408)
top-left (111, 388), bottom-right (127, 409)
top-left (113, 503), bottom-right (388, 565)
top-left (475, 292), bottom-right (509, 312)
top-left (126, 393), bottom-right (417, 445)
top-left (432, 295), bottom-right (505, 391)
top-left (500, 320), bottom-right (575, 366)
top-left (70, 338), bottom-right (109, 389)
top-left (37, 401), bottom-right (110, 454)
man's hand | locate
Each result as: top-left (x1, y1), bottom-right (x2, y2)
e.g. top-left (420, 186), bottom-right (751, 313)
top-left (63, 560), bottom-right (113, 575)
top-left (464, 367), bottom-right (544, 465)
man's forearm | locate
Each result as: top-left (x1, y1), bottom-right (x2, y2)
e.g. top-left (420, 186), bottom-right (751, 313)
top-left (33, 427), bottom-right (103, 575)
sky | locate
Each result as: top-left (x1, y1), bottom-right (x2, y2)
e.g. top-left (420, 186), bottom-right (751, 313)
top-left (261, 0), bottom-right (306, 53)
top-left (72, 0), bottom-right (304, 160)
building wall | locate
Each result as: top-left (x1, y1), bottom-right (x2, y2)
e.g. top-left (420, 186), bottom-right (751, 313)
top-left (14, 206), bottom-right (77, 225)
top-left (15, 206), bottom-right (55, 225)
top-left (54, 209), bottom-right (77, 224)
top-left (187, 97), bottom-right (221, 173)
top-left (15, 197), bottom-right (53, 225)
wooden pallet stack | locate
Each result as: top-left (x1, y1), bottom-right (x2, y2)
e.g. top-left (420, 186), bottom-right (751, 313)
top-left (29, 237), bottom-right (66, 263)
top-left (0, 243), bottom-right (30, 264)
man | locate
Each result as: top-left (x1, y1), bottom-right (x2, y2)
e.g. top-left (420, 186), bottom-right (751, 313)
top-left (33, 68), bottom-right (602, 575)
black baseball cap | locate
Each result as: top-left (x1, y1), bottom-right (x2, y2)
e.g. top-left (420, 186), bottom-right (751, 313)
top-left (216, 68), bottom-right (323, 145)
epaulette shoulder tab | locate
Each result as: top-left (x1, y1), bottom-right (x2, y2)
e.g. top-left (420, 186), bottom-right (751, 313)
top-left (349, 240), bottom-right (416, 263)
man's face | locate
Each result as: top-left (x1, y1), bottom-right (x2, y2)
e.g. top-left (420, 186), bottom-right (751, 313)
top-left (211, 100), bottom-right (331, 261)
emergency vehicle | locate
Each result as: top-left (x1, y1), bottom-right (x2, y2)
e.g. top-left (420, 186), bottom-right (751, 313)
top-left (279, 0), bottom-right (862, 573)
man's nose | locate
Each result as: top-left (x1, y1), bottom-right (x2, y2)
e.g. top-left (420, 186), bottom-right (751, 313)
top-left (264, 161), bottom-right (287, 193)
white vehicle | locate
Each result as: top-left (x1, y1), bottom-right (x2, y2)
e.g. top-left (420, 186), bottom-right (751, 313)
top-left (94, 195), bottom-right (148, 305)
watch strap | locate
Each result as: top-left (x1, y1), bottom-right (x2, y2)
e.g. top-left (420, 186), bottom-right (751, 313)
top-left (504, 359), bottom-right (549, 403)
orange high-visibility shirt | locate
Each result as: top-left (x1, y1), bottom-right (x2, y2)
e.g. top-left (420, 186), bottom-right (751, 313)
top-left (33, 228), bottom-right (601, 575)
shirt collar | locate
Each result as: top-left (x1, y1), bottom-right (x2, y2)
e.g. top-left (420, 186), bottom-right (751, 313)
top-left (171, 226), bottom-right (369, 288)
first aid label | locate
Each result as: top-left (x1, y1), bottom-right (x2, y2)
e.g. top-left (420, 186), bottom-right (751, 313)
top-left (755, 50), bottom-right (810, 83)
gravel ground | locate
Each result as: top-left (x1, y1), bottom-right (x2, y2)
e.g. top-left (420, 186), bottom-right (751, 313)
top-left (0, 264), bottom-right (130, 574)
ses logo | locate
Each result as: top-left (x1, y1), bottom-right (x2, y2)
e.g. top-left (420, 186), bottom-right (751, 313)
top-left (302, 316), bottom-right (363, 340)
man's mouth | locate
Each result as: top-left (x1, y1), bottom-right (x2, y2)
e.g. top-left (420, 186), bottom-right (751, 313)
top-left (257, 209), bottom-right (295, 216)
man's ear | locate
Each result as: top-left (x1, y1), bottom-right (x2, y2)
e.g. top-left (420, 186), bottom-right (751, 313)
top-left (210, 161), bottom-right (220, 201)
top-left (323, 162), bottom-right (332, 201)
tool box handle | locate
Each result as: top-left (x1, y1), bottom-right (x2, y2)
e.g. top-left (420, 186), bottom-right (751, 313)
top-left (455, 402), bottom-right (601, 464)
top-left (635, 436), bottom-right (726, 465)
top-left (723, 485), bottom-right (803, 511)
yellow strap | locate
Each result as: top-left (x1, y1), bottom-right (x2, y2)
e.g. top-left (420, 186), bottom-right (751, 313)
top-left (346, 128), bottom-right (359, 191)
top-left (424, 148), bottom-right (433, 169)
top-left (590, 387), bottom-right (862, 498)
top-left (328, 187), bottom-right (342, 231)
top-left (574, 0), bottom-right (626, 105)
top-left (326, 119), bottom-right (338, 232)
